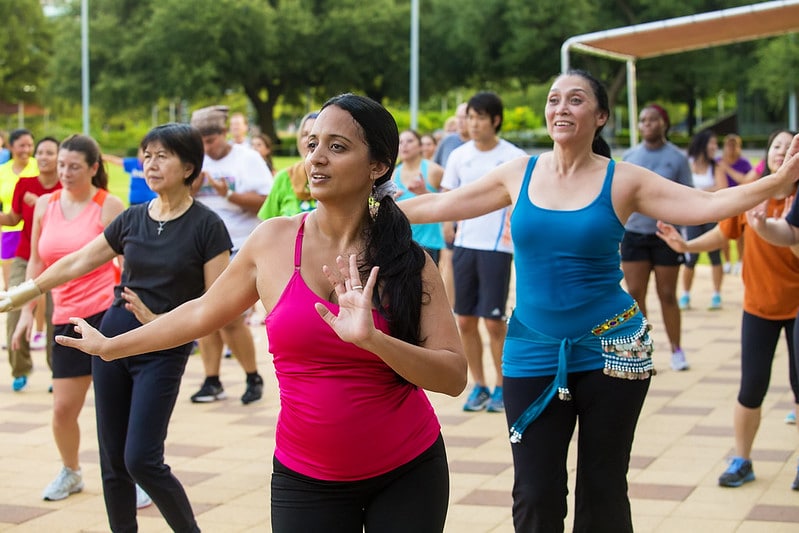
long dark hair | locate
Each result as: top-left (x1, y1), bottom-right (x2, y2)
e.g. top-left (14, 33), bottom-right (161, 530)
top-left (687, 129), bottom-right (717, 170)
top-left (565, 69), bottom-right (611, 157)
top-left (60, 134), bottom-right (109, 190)
top-left (321, 94), bottom-right (426, 346)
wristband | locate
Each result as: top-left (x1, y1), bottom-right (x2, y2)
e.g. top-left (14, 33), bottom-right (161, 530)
top-left (226, 189), bottom-right (234, 200)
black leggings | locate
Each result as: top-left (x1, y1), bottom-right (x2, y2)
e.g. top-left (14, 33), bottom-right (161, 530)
top-left (271, 434), bottom-right (449, 533)
top-left (738, 311), bottom-right (797, 407)
top-left (504, 370), bottom-right (650, 533)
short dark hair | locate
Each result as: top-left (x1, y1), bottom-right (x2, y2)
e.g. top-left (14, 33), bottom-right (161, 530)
top-left (467, 92), bottom-right (504, 132)
top-left (8, 128), bottom-right (33, 146)
top-left (140, 123), bottom-right (205, 186)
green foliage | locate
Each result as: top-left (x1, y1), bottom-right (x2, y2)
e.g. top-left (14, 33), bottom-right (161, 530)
top-left (0, 0), bottom-right (53, 104)
top-left (749, 35), bottom-right (799, 114)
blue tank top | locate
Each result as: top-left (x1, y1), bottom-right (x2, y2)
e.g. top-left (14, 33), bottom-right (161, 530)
top-left (393, 160), bottom-right (445, 250)
top-left (504, 156), bottom-right (642, 377)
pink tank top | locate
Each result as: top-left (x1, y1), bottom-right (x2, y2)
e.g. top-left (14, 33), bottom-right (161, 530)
top-left (38, 189), bottom-right (116, 324)
top-left (265, 215), bottom-right (440, 481)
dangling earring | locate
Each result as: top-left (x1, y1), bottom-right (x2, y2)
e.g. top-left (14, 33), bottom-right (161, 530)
top-left (368, 185), bottom-right (380, 220)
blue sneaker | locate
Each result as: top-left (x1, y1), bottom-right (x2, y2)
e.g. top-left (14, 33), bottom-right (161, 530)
top-left (786, 411), bottom-right (796, 424)
top-left (708, 293), bottom-right (722, 310)
top-left (12, 376), bottom-right (27, 392)
top-left (463, 385), bottom-right (490, 412)
top-left (718, 457), bottom-right (755, 487)
top-left (678, 293), bottom-right (690, 310)
top-left (486, 386), bottom-right (504, 413)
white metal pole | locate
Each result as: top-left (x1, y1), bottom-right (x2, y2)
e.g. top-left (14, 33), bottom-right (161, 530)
top-left (410, 0), bottom-right (419, 130)
top-left (81, 0), bottom-right (89, 135)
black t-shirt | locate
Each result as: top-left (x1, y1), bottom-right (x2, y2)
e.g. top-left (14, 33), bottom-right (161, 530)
top-left (104, 200), bottom-right (232, 315)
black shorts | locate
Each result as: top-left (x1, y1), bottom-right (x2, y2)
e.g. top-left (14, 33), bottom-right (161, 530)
top-left (620, 231), bottom-right (683, 267)
top-left (51, 310), bottom-right (105, 379)
top-left (452, 247), bottom-right (512, 319)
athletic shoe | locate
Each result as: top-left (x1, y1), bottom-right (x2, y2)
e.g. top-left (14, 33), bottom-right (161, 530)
top-left (670, 349), bottom-right (689, 371)
top-left (190, 381), bottom-right (227, 403)
top-left (486, 386), bottom-right (504, 413)
top-left (463, 385), bottom-right (491, 412)
top-left (30, 332), bottom-right (46, 350)
top-left (678, 293), bottom-right (690, 310)
top-left (785, 411), bottom-right (796, 424)
top-left (241, 374), bottom-right (264, 405)
top-left (42, 466), bottom-right (84, 501)
top-left (224, 347), bottom-right (233, 359)
top-left (792, 465), bottom-right (799, 491)
top-left (12, 375), bottom-right (27, 392)
top-left (718, 457), bottom-right (755, 487)
top-left (723, 262), bottom-right (732, 274)
top-left (732, 261), bottom-right (742, 275)
top-left (708, 293), bottom-right (722, 310)
top-left (136, 484), bottom-right (152, 509)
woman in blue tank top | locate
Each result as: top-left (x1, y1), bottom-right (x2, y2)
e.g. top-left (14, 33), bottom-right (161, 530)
top-left (400, 70), bottom-right (799, 532)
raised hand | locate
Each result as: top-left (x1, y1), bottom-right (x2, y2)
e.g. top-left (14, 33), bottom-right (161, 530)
top-left (774, 134), bottom-right (799, 199)
top-left (314, 254), bottom-right (379, 346)
top-left (655, 221), bottom-right (689, 253)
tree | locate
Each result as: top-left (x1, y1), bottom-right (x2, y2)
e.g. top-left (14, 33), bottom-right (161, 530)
top-left (0, 0), bottom-right (53, 104)
top-left (748, 35), bottom-right (799, 117)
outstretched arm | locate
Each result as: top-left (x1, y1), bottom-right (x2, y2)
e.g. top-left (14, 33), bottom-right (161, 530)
top-left (399, 156), bottom-right (526, 224)
top-left (57, 245), bottom-right (258, 360)
top-left (628, 134), bottom-right (799, 226)
top-left (656, 221), bottom-right (727, 254)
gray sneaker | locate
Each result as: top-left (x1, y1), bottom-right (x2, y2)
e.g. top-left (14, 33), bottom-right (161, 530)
top-left (42, 466), bottom-right (84, 501)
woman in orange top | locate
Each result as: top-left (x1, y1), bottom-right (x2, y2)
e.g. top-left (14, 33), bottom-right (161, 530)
top-left (657, 129), bottom-right (799, 491)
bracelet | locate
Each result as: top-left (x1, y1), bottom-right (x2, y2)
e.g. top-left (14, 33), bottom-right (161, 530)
top-left (225, 189), bottom-right (234, 200)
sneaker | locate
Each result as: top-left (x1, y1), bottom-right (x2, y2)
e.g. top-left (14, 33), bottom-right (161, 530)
top-left (241, 374), bottom-right (264, 405)
top-left (30, 332), bottom-right (45, 350)
top-left (792, 467), bottom-right (799, 491)
top-left (723, 262), bottom-right (732, 274)
top-left (786, 411), bottom-right (796, 424)
top-left (463, 385), bottom-right (491, 412)
top-left (136, 484), bottom-right (152, 509)
top-left (718, 457), bottom-right (755, 487)
top-left (12, 375), bottom-right (27, 392)
top-left (670, 349), bottom-right (689, 371)
top-left (708, 293), bottom-right (722, 310)
top-left (732, 261), bottom-right (742, 275)
top-left (42, 466), bottom-right (84, 501)
top-left (190, 381), bottom-right (227, 403)
top-left (224, 347), bottom-right (233, 359)
top-left (678, 293), bottom-right (690, 310)
top-left (486, 386), bottom-right (504, 413)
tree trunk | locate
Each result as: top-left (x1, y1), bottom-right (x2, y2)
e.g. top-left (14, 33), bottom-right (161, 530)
top-left (245, 85), bottom-right (281, 147)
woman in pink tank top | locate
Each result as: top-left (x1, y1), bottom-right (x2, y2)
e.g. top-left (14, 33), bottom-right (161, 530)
top-left (56, 95), bottom-right (467, 532)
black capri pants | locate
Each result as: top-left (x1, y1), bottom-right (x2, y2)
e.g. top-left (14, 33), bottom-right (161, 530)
top-left (738, 311), bottom-right (797, 408)
top-left (271, 434), bottom-right (449, 533)
top-left (504, 370), bottom-right (650, 533)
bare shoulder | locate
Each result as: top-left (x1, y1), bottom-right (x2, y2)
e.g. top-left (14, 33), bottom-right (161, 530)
top-left (249, 213), bottom-right (304, 246)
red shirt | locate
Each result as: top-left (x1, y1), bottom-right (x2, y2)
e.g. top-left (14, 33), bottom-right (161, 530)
top-left (11, 177), bottom-right (61, 260)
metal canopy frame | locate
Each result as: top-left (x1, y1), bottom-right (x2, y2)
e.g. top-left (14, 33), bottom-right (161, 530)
top-left (561, 0), bottom-right (799, 146)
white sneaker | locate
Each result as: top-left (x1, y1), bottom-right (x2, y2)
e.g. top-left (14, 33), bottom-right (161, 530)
top-left (136, 484), bottom-right (152, 509)
top-left (670, 349), bottom-right (690, 371)
top-left (30, 331), bottom-right (46, 350)
top-left (42, 466), bottom-right (83, 501)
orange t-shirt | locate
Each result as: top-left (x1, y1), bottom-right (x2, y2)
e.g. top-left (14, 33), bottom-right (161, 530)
top-left (719, 199), bottom-right (799, 320)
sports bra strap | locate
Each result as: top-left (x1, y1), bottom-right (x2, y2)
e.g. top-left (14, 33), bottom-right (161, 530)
top-left (295, 213), bottom-right (309, 270)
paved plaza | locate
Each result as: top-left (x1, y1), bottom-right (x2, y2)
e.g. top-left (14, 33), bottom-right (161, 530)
top-left (0, 265), bottom-right (797, 531)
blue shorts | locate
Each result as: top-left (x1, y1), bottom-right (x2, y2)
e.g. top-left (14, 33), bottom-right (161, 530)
top-left (452, 247), bottom-right (512, 320)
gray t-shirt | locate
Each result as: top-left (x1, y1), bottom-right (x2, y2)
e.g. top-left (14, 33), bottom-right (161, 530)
top-left (622, 141), bottom-right (693, 234)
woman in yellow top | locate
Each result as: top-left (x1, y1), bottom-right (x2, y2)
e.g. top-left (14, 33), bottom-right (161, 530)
top-left (0, 129), bottom-right (38, 289)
